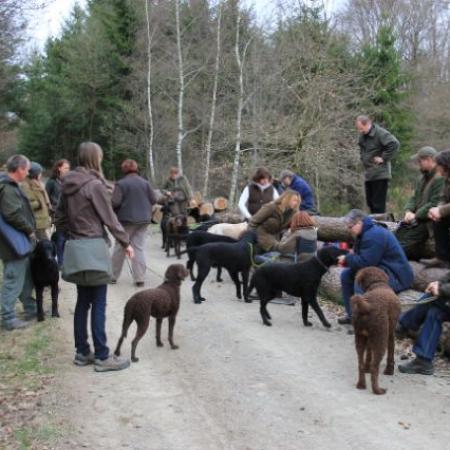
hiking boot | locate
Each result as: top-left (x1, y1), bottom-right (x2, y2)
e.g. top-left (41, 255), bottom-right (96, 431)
top-left (2, 318), bottom-right (30, 331)
top-left (94, 355), bottom-right (130, 372)
top-left (74, 352), bottom-right (96, 366)
top-left (337, 316), bottom-right (352, 325)
top-left (420, 257), bottom-right (450, 269)
top-left (395, 323), bottom-right (409, 340)
top-left (398, 357), bottom-right (434, 375)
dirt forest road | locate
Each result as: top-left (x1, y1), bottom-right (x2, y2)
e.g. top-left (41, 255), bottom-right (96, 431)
top-left (52, 227), bottom-right (450, 450)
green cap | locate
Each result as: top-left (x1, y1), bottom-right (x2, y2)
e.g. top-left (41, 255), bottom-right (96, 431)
top-left (410, 146), bottom-right (438, 161)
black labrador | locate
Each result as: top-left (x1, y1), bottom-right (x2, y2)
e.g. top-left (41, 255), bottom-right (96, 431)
top-left (30, 239), bottom-right (60, 321)
top-left (191, 231), bottom-right (257, 304)
top-left (185, 230), bottom-right (237, 282)
top-left (249, 246), bottom-right (348, 328)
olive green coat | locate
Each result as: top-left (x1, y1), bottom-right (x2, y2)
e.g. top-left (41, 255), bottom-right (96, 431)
top-left (249, 202), bottom-right (295, 252)
top-left (358, 124), bottom-right (400, 181)
top-left (21, 178), bottom-right (52, 231)
top-left (0, 175), bottom-right (35, 261)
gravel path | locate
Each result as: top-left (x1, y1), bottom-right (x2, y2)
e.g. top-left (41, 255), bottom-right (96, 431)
top-left (53, 228), bottom-right (450, 450)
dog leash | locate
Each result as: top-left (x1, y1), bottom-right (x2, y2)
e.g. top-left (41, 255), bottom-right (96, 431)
top-left (247, 243), bottom-right (279, 268)
top-left (314, 253), bottom-right (329, 272)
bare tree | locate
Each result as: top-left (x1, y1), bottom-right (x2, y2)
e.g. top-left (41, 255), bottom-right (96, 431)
top-left (229, 2), bottom-right (252, 206)
top-left (144, 0), bottom-right (156, 180)
top-left (202, 2), bottom-right (222, 198)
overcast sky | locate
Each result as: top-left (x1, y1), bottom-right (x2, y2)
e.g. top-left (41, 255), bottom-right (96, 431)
top-left (25, 0), bottom-right (345, 52)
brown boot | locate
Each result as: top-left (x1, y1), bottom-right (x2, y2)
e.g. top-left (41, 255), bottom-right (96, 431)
top-left (420, 257), bottom-right (450, 269)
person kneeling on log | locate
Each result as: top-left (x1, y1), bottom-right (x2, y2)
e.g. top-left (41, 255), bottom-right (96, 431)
top-left (337, 209), bottom-right (414, 326)
top-left (396, 277), bottom-right (450, 375)
top-left (395, 146), bottom-right (443, 261)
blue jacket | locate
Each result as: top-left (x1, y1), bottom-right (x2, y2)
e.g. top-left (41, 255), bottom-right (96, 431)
top-left (345, 216), bottom-right (413, 290)
top-left (289, 174), bottom-right (314, 211)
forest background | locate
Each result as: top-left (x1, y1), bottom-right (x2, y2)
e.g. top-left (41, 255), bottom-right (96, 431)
top-left (1, 0), bottom-right (450, 215)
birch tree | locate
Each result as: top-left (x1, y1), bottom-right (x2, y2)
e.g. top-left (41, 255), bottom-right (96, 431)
top-left (144, 0), bottom-right (155, 180)
top-left (175, 0), bottom-right (185, 172)
top-left (202, 2), bottom-right (222, 198)
top-left (228, 3), bottom-right (251, 206)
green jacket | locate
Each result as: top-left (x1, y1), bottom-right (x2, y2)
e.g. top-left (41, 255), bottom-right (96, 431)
top-left (21, 178), bottom-right (52, 231)
top-left (249, 201), bottom-right (295, 251)
top-left (358, 124), bottom-right (400, 181)
top-left (0, 175), bottom-right (36, 261)
top-left (404, 168), bottom-right (444, 221)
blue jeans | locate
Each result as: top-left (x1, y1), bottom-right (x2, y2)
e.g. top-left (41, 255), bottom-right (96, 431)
top-left (74, 285), bottom-right (109, 360)
top-left (1, 257), bottom-right (36, 325)
top-left (400, 302), bottom-right (450, 361)
top-left (341, 268), bottom-right (405, 318)
top-left (52, 230), bottom-right (66, 269)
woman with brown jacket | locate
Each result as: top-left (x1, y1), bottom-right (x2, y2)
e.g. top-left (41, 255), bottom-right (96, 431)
top-left (248, 189), bottom-right (301, 252)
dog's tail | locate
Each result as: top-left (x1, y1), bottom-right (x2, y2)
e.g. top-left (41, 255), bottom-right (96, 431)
top-left (350, 294), bottom-right (371, 315)
top-left (114, 303), bottom-right (135, 356)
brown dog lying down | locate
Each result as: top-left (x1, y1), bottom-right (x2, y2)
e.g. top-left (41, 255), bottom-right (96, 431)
top-left (351, 267), bottom-right (401, 395)
top-left (115, 264), bottom-right (189, 362)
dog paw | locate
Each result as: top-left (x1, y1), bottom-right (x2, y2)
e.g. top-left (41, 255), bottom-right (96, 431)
top-left (37, 315), bottom-right (45, 322)
top-left (157, 342), bottom-right (164, 347)
top-left (384, 367), bottom-right (394, 376)
top-left (131, 356), bottom-right (139, 363)
top-left (171, 345), bottom-right (179, 350)
top-left (304, 321), bottom-right (313, 327)
top-left (193, 299), bottom-right (203, 304)
top-left (200, 297), bottom-right (206, 302)
top-left (356, 382), bottom-right (366, 390)
top-left (245, 299), bottom-right (253, 303)
top-left (373, 387), bottom-right (386, 395)
top-left (263, 321), bottom-right (272, 327)
top-left (217, 278), bottom-right (223, 283)
top-left (323, 322), bottom-right (331, 328)
top-left (52, 312), bottom-right (60, 318)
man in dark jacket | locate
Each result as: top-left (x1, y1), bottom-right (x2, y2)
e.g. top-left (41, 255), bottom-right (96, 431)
top-left (0, 155), bottom-right (37, 330)
top-left (356, 115), bottom-right (400, 213)
top-left (279, 170), bottom-right (315, 212)
top-left (111, 159), bottom-right (157, 286)
top-left (395, 146), bottom-right (444, 260)
top-left (337, 209), bottom-right (414, 324)
top-left (397, 275), bottom-right (450, 375)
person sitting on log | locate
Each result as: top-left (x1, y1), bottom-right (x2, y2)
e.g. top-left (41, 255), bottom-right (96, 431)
top-left (421, 149), bottom-right (450, 269)
top-left (395, 146), bottom-right (444, 261)
top-left (396, 277), bottom-right (450, 375)
top-left (248, 189), bottom-right (300, 255)
top-left (279, 169), bottom-right (316, 213)
top-left (238, 167), bottom-right (279, 220)
top-left (337, 209), bottom-right (414, 326)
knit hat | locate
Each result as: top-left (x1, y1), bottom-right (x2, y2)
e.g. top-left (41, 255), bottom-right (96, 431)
top-left (290, 211), bottom-right (316, 230)
top-left (28, 162), bottom-right (43, 179)
top-left (280, 170), bottom-right (294, 181)
top-left (410, 146), bottom-right (438, 161)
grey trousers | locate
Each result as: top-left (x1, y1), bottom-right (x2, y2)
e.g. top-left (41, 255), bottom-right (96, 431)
top-left (112, 224), bottom-right (149, 283)
top-left (1, 257), bottom-right (36, 325)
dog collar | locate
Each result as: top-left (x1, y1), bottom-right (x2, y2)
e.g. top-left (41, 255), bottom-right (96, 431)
top-left (314, 254), bottom-right (329, 272)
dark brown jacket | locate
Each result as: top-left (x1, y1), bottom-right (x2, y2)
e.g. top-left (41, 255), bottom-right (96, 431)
top-left (249, 201), bottom-right (295, 251)
top-left (55, 167), bottom-right (129, 247)
top-left (247, 183), bottom-right (275, 216)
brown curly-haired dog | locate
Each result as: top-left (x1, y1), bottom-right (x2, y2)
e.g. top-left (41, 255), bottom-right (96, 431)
top-left (114, 264), bottom-right (189, 362)
top-left (351, 267), bottom-right (401, 395)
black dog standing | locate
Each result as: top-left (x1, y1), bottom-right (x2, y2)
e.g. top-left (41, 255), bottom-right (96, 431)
top-left (30, 239), bottom-right (60, 321)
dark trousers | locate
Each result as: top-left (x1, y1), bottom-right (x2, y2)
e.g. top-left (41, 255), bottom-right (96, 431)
top-left (365, 179), bottom-right (389, 214)
top-left (74, 285), bottom-right (109, 360)
top-left (432, 217), bottom-right (450, 262)
top-left (400, 302), bottom-right (450, 361)
top-left (395, 221), bottom-right (430, 261)
top-left (52, 230), bottom-right (67, 269)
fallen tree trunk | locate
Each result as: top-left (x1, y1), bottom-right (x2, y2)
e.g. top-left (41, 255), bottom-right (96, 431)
top-left (314, 216), bottom-right (435, 257)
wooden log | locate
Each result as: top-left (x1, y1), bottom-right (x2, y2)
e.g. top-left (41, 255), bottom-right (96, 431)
top-left (199, 202), bottom-right (214, 217)
top-left (214, 212), bottom-right (242, 224)
top-left (213, 196), bottom-right (228, 211)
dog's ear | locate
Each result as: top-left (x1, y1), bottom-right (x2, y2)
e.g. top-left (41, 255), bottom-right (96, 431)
top-left (351, 294), bottom-right (371, 315)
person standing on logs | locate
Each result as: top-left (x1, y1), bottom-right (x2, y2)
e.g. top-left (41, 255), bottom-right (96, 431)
top-left (395, 146), bottom-right (443, 261)
top-left (356, 115), bottom-right (400, 214)
top-left (238, 167), bottom-right (279, 220)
